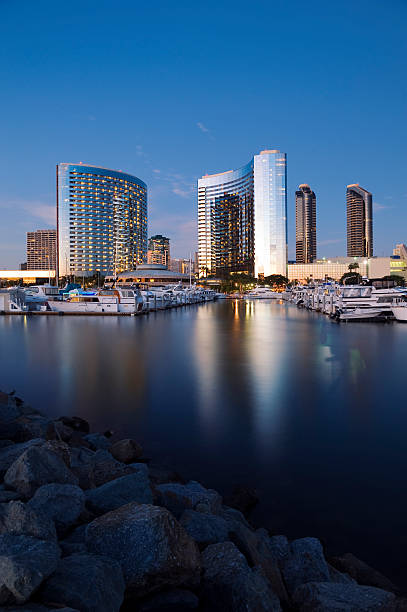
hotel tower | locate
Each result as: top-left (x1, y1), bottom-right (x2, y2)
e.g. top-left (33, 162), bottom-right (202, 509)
top-left (198, 150), bottom-right (287, 278)
top-left (346, 184), bottom-right (373, 257)
top-left (57, 164), bottom-right (147, 279)
top-left (295, 184), bottom-right (316, 263)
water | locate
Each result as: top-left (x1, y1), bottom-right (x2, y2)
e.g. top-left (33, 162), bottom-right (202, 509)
top-left (1, 300), bottom-right (407, 586)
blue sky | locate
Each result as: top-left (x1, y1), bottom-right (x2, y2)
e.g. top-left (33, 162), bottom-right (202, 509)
top-left (0, 0), bottom-right (406, 266)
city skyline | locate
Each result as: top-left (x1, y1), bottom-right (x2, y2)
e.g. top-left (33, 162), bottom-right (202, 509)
top-left (0, 1), bottom-right (405, 267)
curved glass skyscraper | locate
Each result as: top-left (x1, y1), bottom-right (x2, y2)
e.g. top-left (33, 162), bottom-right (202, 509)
top-left (198, 150), bottom-right (287, 278)
top-left (346, 184), bottom-right (373, 257)
top-left (57, 164), bottom-right (147, 278)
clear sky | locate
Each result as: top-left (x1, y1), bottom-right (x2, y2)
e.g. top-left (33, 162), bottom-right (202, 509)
top-left (0, 0), bottom-right (406, 266)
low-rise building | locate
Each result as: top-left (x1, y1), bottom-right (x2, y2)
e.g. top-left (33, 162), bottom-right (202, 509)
top-left (288, 256), bottom-right (407, 283)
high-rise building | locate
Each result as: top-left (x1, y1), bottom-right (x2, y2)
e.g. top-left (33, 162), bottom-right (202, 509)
top-left (295, 184), bottom-right (316, 263)
top-left (27, 229), bottom-right (57, 271)
top-left (346, 184), bottom-right (373, 257)
top-left (147, 235), bottom-right (170, 267)
top-left (198, 150), bottom-right (287, 277)
top-left (57, 164), bottom-right (147, 278)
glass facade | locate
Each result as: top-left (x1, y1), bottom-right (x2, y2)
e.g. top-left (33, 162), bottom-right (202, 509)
top-left (295, 184), bottom-right (317, 263)
top-left (57, 164), bottom-right (147, 278)
top-left (198, 150), bottom-right (287, 278)
top-left (147, 234), bottom-right (170, 267)
top-left (346, 184), bottom-right (373, 257)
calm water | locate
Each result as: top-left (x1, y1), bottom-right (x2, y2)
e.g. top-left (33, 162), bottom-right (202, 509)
top-left (1, 300), bottom-right (407, 586)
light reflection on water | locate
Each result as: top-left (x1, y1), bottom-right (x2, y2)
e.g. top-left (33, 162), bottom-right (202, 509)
top-left (1, 301), bottom-right (407, 585)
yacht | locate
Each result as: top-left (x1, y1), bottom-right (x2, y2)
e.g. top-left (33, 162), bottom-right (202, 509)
top-left (50, 291), bottom-right (119, 313)
top-left (243, 287), bottom-right (280, 299)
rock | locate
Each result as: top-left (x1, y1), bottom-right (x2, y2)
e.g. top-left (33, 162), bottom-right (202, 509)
top-left (292, 581), bottom-right (396, 611)
top-left (179, 509), bottom-right (231, 548)
top-left (138, 588), bottom-right (199, 611)
top-left (4, 445), bottom-right (78, 498)
top-left (280, 537), bottom-right (330, 596)
top-left (84, 433), bottom-right (111, 450)
top-left (55, 416), bottom-right (90, 434)
top-left (0, 501), bottom-right (56, 540)
top-left (0, 439), bottom-right (43, 478)
top-left (85, 470), bottom-right (152, 515)
top-left (219, 505), bottom-right (252, 529)
top-left (0, 491), bottom-right (21, 503)
top-left (330, 552), bottom-right (399, 594)
top-left (0, 534), bottom-right (60, 605)
top-left (0, 440), bottom-right (14, 449)
top-left (72, 448), bottom-right (135, 489)
top-left (110, 438), bottom-right (143, 463)
top-left (267, 535), bottom-right (290, 563)
top-left (40, 553), bottom-right (125, 612)
top-left (60, 541), bottom-right (88, 557)
top-left (85, 502), bottom-right (200, 598)
top-left (148, 463), bottom-right (185, 485)
top-left (0, 395), bottom-right (21, 423)
top-left (28, 484), bottom-right (85, 534)
top-left (328, 563), bottom-right (356, 584)
top-left (156, 481), bottom-right (222, 518)
top-left (50, 422), bottom-right (90, 448)
top-left (200, 541), bottom-right (281, 611)
top-left (224, 485), bottom-right (259, 517)
top-left (13, 415), bottom-right (53, 442)
top-left (0, 422), bottom-right (24, 442)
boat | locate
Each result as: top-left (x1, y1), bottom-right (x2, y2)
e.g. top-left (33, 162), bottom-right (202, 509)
top-left (392, 298), bottom-right (407, 321)
top-left (336, 307), bottom-right (389, 322)
top-left (49, 291), bottom-right (119, 313)
top-left (243, 287), bottom-right (280, 299)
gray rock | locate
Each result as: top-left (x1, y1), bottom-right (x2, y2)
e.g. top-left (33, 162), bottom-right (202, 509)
top-left (85, 502), bottom-right (200, 597)
top-left (85, 470), bottom-right (152, 515)
top-left (280, 537), bottom-right (330, 595)
top-left (268, 535), bottom-right (290, 563)
top-left (292, 581), bottom-right (396, 611)
top-left (0, 534), bottom-right (60, 605)
top-left (70, 448), bottom-right (135, 489)
top-left (0, 439), bottom-right (43, 478)
top-left (110, 438), bottom-right (143, 463)
top-left (138, 588), bottom-right (199, 611)
top-left (55, 416), bottom-right (90, 434)
top-left (84, 433), bottom-right (111, 450)
top-left (13, 415), bottom-right (52, 442)
top-left (4, 445), bottom-right (78, 498)
top-left (0, 501), bottom-right (56, 540)
top-left (0, 491), bottom-right (21, 503)
top-left (330, 552), bottom-right (399, 593)
top-left (179, 509), bottom-right (231, 547)
top-left (201, 541), bottom-right (281, 611)
top-left (40, 553), bottom-right (125, 612)
top-left (60, 541), bottom-right (88, 557)
top-left (328, 563), bottom-right (356, 584)
top-left (28, 484), bottom-right (85, 534)
top-left (219, 505), bottom-right (252, 529)
top-left (156, 481), bottom-right (222, 518)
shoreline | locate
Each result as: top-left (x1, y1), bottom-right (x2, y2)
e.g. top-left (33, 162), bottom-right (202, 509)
top-left (0, 389), bottom-right (405, 611)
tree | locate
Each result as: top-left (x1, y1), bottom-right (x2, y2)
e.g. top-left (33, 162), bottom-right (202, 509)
top-left (263, 274), bottom-right (289, 288)
top-left (340, 271), bottom-right (362, 285)
top-left (348, 262), bottom-right (360, 272)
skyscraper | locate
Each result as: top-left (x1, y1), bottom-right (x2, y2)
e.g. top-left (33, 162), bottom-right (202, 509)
top-left (147, 235), bottom-right (170, 267)
top-left (27, 229), bottom-right (57, 271)
top-left (57, 164), bottom-right (147, 279)
top-left (198, 150), bottom-right (287, 278)
top-left (295, 184), bottom-right (316, 263)
top-left (346, 184), bottom-right (373, 257)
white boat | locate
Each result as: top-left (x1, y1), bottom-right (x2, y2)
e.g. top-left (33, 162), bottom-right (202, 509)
top-left (243, 287), bottom-right (280, 299)
top-left (50, 293), bottom-right (119, 313)
top-left (337, 307), bottom-right (388, 322)
top-left (392, 301), bottom-right (407, 322)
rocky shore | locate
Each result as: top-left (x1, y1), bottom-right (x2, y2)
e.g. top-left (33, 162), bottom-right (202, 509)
top-left (0, 389), bottom-right (405, 611)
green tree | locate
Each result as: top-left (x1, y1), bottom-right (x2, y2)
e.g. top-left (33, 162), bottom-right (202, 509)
top-left (340, 271), bottom-right (362, 285)
top-left (263, 274), bottom-right (289, 288)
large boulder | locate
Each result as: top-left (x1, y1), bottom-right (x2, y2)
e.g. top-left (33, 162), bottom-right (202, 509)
top-left (85, 502), bottom-right (200, 598)
top-left (13, 415), bottom-right (53, 442)
top-left (200, 541), bottom-right (281, 611)
top-left (40, 553), bottom-right (125, 612)
top-left (293, 581), bottom-right (396, 611)
top-left (69, 448), bottom-right (135, 489)
top-left (0, 439), bottom-right (43, 478)
top-left (156, 481), bottom-right (222, 518)
top-left (179, 509), bottom-right (231, 548)
top-left (0, 534), bottom-right (60, 605)
top-left (55, 416), bottom-right (90, 434)
top-left (4, 445), bottom-right (78, 498)
top-left (280, 537), bottom-right (330, 595)
top-left (138, 588), bottom-right (199, 611)
top-left (0, 501), bottom-right (56, 540)
top-left (110, 438), bottom-right (143, 463)
top-left (85, 469), bottom-right (152, 515)
top-left (84, 433), bottom-right (111, 451)
top-left (330, 553), bottom-right (399, 593)
top-left (28, 484), bottom-right (85, 534)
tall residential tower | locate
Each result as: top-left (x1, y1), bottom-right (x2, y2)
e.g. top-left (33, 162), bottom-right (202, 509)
top-left (198, 150), bottom-right (287, 278)
top-left (27, 229), bottom-right (57, 271)
top-left (346, 184), bottom-right (373, 257)
top-left (295, 184), bottom-right (316, 263)
top-left (57, 164), bottom-right (147, 279)
top-left (147, 235), bottom-right (170, 267)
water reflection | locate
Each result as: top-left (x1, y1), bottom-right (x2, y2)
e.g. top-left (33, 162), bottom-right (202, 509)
top-left (1, 302), bottom-right (407, 585)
